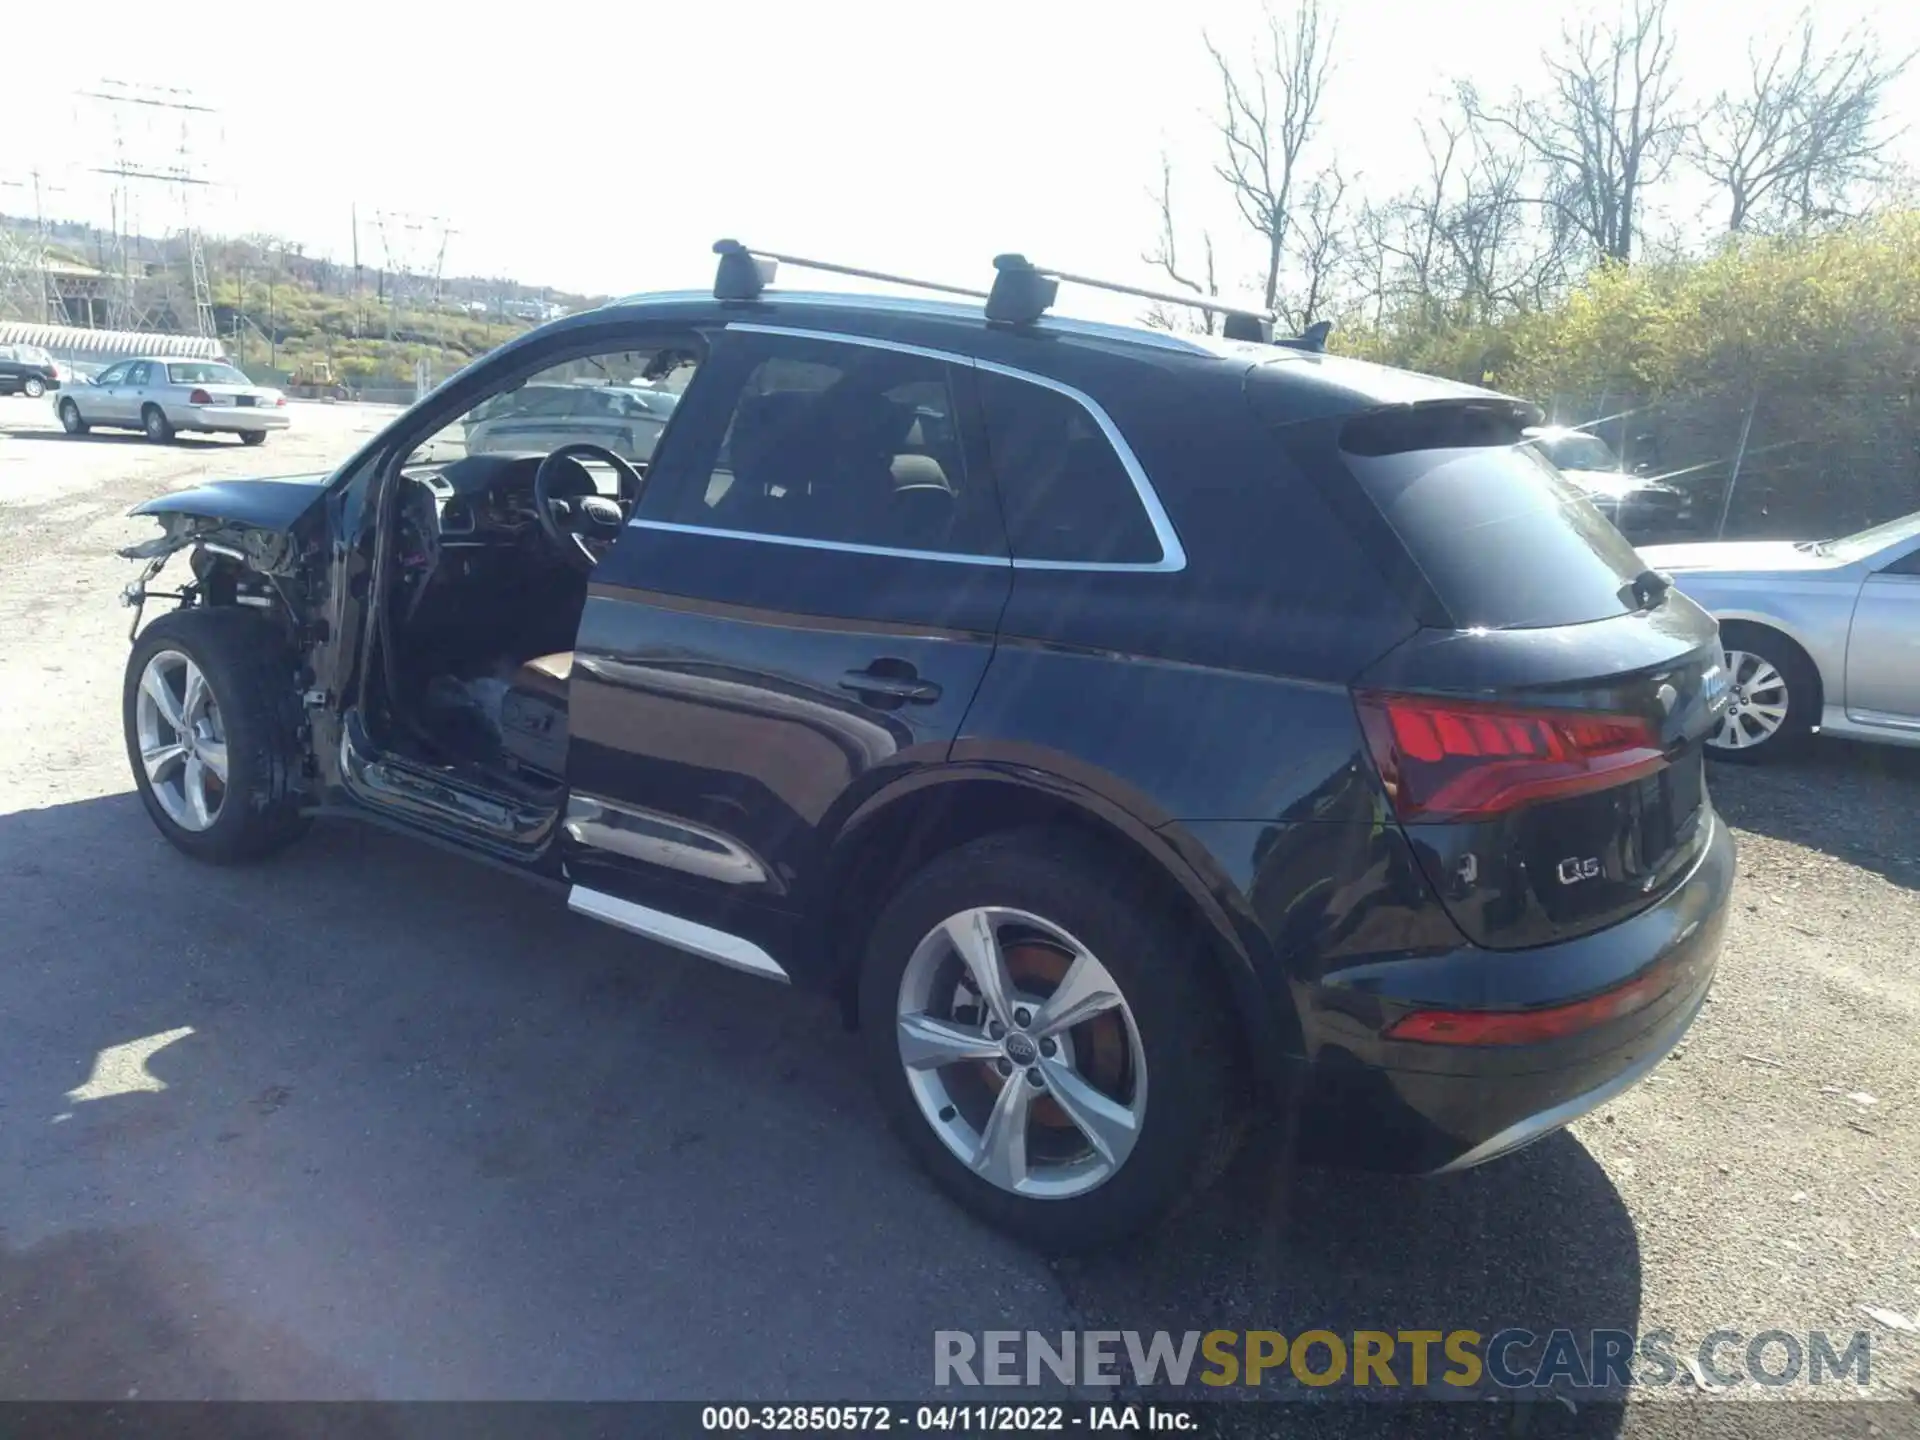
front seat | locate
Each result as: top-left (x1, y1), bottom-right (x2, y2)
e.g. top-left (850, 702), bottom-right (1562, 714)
top-left (498, 651), bottom-right (573, 777)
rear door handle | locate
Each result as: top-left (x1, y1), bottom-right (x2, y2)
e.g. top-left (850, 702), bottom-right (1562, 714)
top-left (840, 667), bottom-right (942, 704)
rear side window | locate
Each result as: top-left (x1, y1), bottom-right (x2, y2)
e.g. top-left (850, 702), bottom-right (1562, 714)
top-left (1340, 407), bottom-right (1647, 630)
top-left (976, 371), bottom-right (1162, 565)
top-left (661, 333), bottom-right (1004, 557)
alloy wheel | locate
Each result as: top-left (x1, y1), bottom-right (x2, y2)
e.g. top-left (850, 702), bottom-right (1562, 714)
top-left (1711, 647), bottom-right (1790, 751)
top-left (895, 906), bottom-right (1147, 1200)
top-left (133, 649), bottom-right (228, 831)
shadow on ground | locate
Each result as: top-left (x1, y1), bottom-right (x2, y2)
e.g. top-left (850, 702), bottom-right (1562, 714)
top-left (1707, 738), bottom-right (1920, 889)
top-left (0, 794), bottom-right (1639, 1419)
top-left (0, 426), bottom-right (234, 449)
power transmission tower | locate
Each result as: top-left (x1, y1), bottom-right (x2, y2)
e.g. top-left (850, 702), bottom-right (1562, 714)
top-left (82, 80), bottom-right (220, 335)
top-left (374, 210), bottom-right (455, 346)
top-left (0, 169), bottom-right (66, 324)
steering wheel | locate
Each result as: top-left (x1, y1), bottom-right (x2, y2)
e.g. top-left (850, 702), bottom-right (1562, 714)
top-left (532, 443), bottom-right (644, 571)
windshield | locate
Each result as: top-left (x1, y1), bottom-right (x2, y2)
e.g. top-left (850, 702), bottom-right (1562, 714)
top-left (1529, 430), bottom-right (1620, 472)
top-left (1805, 509), bottom-right (1920, 561)
top-left (407, 346), bottom-right (701, 466)
top-left (167, 362), bottom-right (252, 386)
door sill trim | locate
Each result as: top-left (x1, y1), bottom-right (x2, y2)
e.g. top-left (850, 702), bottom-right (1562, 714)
top-left (567, 885), bottom-right (791, 983)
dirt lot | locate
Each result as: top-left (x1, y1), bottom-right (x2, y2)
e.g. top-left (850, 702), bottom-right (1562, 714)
top-left (1, 391), bottom-right (1916, 1427)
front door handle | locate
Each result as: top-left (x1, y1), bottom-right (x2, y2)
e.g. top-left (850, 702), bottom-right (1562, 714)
top-left (840, 666), bottom-right (942, 705)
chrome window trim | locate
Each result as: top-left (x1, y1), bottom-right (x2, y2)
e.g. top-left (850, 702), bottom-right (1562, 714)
top-left (628, 518), bottom-right (1011, 567)
top-left (620, 322), bottom-right (1187, 574)
top-left (970, 356), bottom-right (1187, 574)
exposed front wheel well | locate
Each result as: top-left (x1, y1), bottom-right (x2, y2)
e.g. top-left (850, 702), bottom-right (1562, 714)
top-left (819, 780), bottom-right (1294, 1092)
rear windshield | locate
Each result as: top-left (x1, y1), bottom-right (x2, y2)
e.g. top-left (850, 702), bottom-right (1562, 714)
top-left (167, 362), bottom-right (250, 385)
top-left (1341, 410), bottom-right (1647, 629)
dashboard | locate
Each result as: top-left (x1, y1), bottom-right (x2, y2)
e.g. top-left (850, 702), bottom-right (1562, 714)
top-left (404, 452), bottom-right (548, 546)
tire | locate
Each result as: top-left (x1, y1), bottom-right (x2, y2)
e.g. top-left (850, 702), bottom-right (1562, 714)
top-left (1707, 622), bottom-right (1818, 764)
top-left (58, 398), bottom-right (88, 435)
top-left (23, 376), bottom-right (45, 399)
top-left (859, 828), bottom-right (1241, 1252)
top-left (142, 404), bottom-right (174, 444)
top-left (123, 608), bottom-right (311, 863)
top-left (241, 430), bottom-right (267, 446)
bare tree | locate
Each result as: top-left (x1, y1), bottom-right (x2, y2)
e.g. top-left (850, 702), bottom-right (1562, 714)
top-left (1691, 17), bottom-right (1911, 233)
top-left (1278, 163), bottom-right (1349, 331)
top-left (1353, 102), bottom-right (1577, 335)
top-left (1464, 0), bottom-right (1685, 262)
top-left (1202, 0), bottom-right (1335, 311)
top-left (1143, 153), bottom-right (1219, 334)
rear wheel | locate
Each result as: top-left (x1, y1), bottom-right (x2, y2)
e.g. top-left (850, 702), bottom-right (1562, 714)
top-left (58, 398), bottom-right (87, 435)
top-left (124, 608), bottom-right (311, 863)
top-left (860, 829), bottom-right (1240, 1251)
top-left (241, 430), bottom-right (267, 446)
top-left (23, 376), bottom-right (45, 399)
top-left (142, 404), bottom-right (174, 444)
top-left (1708, 623), bottom-right (1817, 763)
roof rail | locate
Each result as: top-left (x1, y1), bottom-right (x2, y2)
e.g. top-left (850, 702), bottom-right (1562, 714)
top-left (708, 238), bottom-right (1328, 349)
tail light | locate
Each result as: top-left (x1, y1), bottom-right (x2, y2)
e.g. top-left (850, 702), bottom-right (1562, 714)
top-left (275, 395), bottom-right (287, 407)
top-left (188, 388), bottom-right (213, 405)
top-left (1355, 691), bottom-right (1666, 822)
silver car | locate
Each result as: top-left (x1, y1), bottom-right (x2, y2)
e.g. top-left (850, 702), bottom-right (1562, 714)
top-left (1641, 510), bottom-right (1920, 760)
top-left (58, 356), bottom-right (290, 446)
top-left (462, 381), bottom-right (676, 461)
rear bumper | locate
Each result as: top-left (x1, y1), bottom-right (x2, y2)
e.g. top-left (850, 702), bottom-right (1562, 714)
top-left (177, 404), bottom-right (291, 432)
top-left (1294, 812), bottom-right (1733, 1173)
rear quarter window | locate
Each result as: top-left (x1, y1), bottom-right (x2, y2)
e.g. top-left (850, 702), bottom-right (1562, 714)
top-left (975, 370), bottom-right (1162, 565)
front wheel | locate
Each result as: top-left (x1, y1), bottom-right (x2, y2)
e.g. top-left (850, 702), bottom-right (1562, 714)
top-left (58, 398), bottom-right (88, 435)
top-left (124, 608), bottom-right (311, 863)
top-left (23, 376), bottom-right (46, 398)
top-left (142, 405), bottom-right (174, 444)
top-left (1707, 624), bottom-right (1817, 763)
top-left (860, 830), bottom-right (1241, 1252)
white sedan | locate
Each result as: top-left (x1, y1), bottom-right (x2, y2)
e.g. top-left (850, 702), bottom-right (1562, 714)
top-left (57, 356), bottom-right (290, 446)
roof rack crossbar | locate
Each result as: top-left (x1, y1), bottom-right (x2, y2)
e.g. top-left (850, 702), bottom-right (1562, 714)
top-left (709, 238), bottom-right (1326, 349)
top-left (712, 240), bottom-right (989, 303)
top-left (1028, 265), bottom-right (1276, 325)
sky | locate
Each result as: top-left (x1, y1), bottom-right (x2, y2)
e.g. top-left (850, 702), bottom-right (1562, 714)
top-left (4, 0), bottom-right (1917, 326)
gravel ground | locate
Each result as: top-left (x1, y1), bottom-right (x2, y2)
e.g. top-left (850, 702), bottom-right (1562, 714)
top-left (1, 392), bottom-right (1916, 1433)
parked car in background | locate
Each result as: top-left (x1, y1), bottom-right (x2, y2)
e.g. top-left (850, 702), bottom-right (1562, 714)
top-left (0, 343), bottom-right (61, 398)
top-left (1642, 509), bottom-right (1920, 761)
top-left (463, 381), bottom-right (678, 461)
top-left (1525, 425), bottom-right (1692, 543)
top-left (57, 357), bottom-right (288, 445)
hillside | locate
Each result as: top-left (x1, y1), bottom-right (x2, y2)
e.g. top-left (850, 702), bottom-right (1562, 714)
top-left (1, 216), bottom-right (611, 389)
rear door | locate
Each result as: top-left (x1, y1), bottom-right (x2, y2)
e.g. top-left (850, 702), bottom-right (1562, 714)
top-left (124, 361), bottom-right (156, 421)
top-left (93, 361), bottom-right (136, 422)
top-left (563, 326), bottom-right (1011, 977)
top-left (1845, 541), bottom-right (1920, 727)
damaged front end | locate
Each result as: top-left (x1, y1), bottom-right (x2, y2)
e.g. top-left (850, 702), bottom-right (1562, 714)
top-left (118, 514), bottom-right (312, 642)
